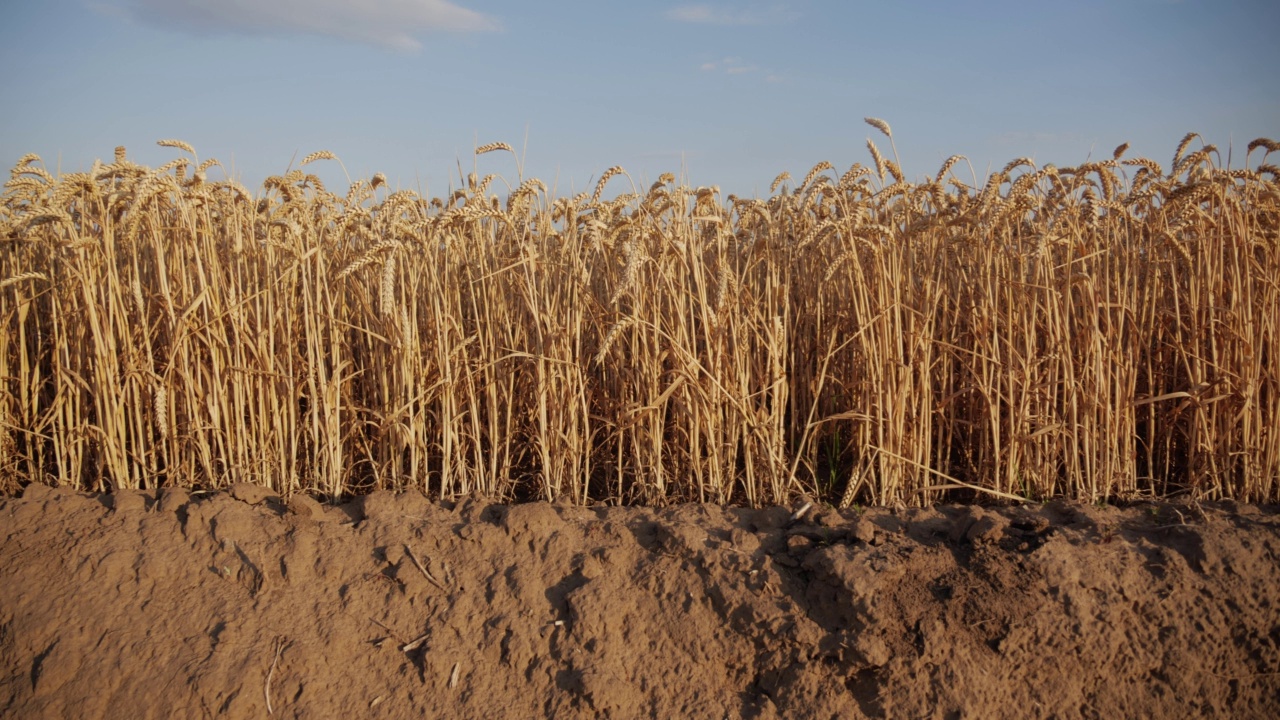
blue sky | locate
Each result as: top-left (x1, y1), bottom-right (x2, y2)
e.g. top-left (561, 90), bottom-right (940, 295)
top-left (2, 1), bottom-right (1277, 198)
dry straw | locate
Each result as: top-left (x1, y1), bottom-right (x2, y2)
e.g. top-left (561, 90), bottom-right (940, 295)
top-left (1, 130), bottom-right (1276, 507)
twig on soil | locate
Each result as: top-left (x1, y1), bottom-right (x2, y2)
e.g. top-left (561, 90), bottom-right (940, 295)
top-left (448, 662), bottom-right (460, 689)
top-left (790, 502), bottom-right (813, 522)
top-left (405, 544), bottom-right (447, 590)
top-left (402, 631), bottom-right (431, 652)
top-left (265, 636), bottom-right (287, 715)
top-left (370, 616), bottom-right (404, 643)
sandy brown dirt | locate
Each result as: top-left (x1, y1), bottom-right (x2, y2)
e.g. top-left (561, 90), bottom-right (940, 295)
top-left (2, 486), bottom-right (1278, 719)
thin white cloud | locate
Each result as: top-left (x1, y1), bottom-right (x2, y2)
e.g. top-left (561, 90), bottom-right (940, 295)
top-left (106, 0), bottom-right (498, 52)
top-left (700, 56), bottom-right (767, 77)
top-left (665, 4), bottom-right (796, 26)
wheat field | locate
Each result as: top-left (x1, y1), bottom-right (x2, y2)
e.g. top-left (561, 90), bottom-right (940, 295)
top-left (2, 123), bottom-right (1277, 506)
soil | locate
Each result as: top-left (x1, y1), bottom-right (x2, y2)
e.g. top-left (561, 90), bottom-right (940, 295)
top-left (2, 485), bottom-right (1278, 719)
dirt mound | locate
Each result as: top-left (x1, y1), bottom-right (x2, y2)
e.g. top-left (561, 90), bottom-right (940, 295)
top-left (2, 487), bottom-right (1278, 718)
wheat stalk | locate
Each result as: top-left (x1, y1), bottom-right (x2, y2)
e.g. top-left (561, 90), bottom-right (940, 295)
top-left (156, 139), bottom-right (196, 157)
top-left (153, 383), bottom-right (169, 441)
top-left (864, 117), bottom-right (892, 139)
top-left (592, 166), bottom-right (625, 205)
top-left (799, 161), bottom-right (834, 192)
top-left (1172, 132), bottom-right (1201, 170)
top-left (594, 317), bottom-right (635, 366)
top-left (475, 142), bottom-right (514, 156)
top-left (301, 150), bottom-right (338, 166)
top-left (380, 254), bottom-right (396, 317)
top-left (0, 272), bottom-right (49, 290)
top-left (609, 238), bottom-right (643, 305)
top-left (3, 134), bottom-right (1275, 506)
top-left (867, 140), bottom-right (887, 183)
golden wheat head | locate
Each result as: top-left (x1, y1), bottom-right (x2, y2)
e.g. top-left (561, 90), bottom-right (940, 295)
top-left (156, 139), bottom-right (196, 156)
top-left (301, 150), bottom-right (338, 166)
top-left (864, 117), bottom-right (893, 140)
top-left (475, 142), bottom-right (515, 156)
